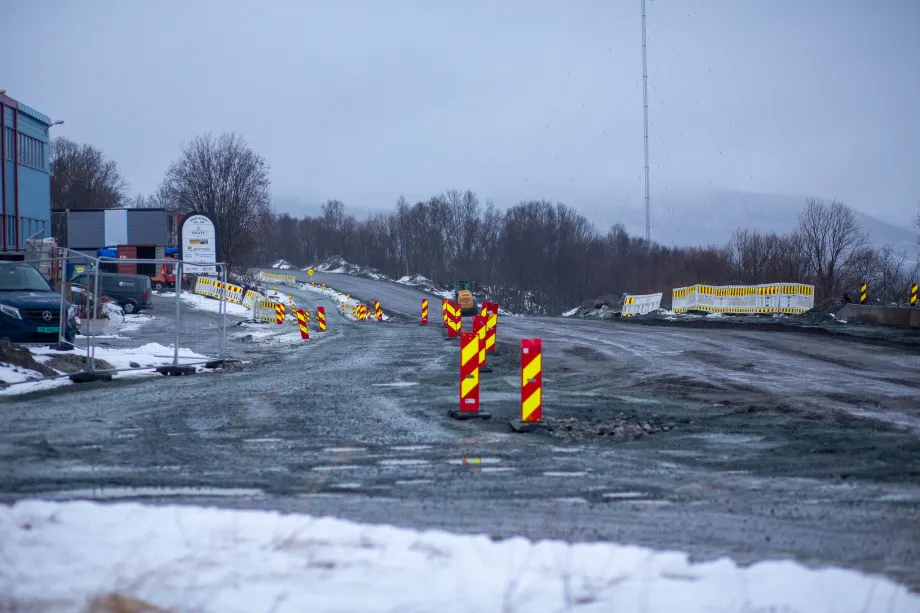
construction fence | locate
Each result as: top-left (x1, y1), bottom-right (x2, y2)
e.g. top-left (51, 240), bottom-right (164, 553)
top-left (671, 283), bottom-right (815, 315)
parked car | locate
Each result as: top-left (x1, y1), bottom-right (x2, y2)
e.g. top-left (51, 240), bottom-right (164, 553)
top-left (0, 261), bottom-right (78, 344)
top-left (71, 272), bottom-right (152, 314)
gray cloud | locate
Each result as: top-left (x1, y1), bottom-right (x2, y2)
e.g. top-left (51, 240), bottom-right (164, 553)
top-left (3, 0), bottom-right (918, 229)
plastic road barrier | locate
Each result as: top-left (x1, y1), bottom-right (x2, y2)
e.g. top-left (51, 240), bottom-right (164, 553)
top-left (274, 303), bottom-right (285, 325)
top-left (296, 309), bottom-right (309, 340)
top-left (449, 331), bottom-right (490, 420)
top-left (485, 302), bottom-right (498, 353)
top-left (421, 299), bottom-right (429, 325)
top-left (473, 315), bottom-right (488, 370)
top-left (911, 283), bottom-right (918, 307)
top-left (480, 303), bottom-right (487, 317)
top-left (621, 293), bottom-right (662, 317)
top-left (303, 310), bottom-right (310, 322)
top-left (374, 300), bottom-right (383, 321)
top-left (860, 282), bottom-right (868, 304)
top-left (442, 298), bottom-right (448, 327)
top-left (672, 283), bottom-right (814, 314)
top-left (445, 302), bottom-right (458, 338)
top-left (511, 338), bottom-right (548, 432)
top-left (242, 290), bottom-right (261, 310)
top-left (255, 300), bottom-right (277, 323)
top-left (317, 306), bottom-right (327, 331)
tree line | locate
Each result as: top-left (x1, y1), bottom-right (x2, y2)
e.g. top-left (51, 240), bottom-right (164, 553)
top-left (49, 134), bottom-right (919, 313)
top-left (261, 194), bottom-right (920, 313)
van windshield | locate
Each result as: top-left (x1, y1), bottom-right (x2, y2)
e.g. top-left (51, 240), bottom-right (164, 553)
top-left (0, 264), bottom-right (54, 292)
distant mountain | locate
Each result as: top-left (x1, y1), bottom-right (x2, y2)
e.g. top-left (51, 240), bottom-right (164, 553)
top-left (576, 187), bottom-right (919, 257)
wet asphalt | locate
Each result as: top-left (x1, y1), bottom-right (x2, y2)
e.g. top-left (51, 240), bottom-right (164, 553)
top-left (2, 273), bottom-right (920, 590)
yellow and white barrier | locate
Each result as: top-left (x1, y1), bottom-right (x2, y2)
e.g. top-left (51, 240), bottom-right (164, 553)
top-left (258, 271), bottom-right (296, 285)
top-left (255, 300), bottom-right (279, 323)
top-left (621, 293), bottom-right (663, 317)
top-left (672, 283), bottom-right (814, 314)
top-left (242, 289), bottom-right (261, 310)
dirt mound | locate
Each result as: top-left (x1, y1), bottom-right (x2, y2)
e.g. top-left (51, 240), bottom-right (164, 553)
top-left (43, 353), bottom-right (114, 374)
top-left (0, 338), bottom-right (57, 377)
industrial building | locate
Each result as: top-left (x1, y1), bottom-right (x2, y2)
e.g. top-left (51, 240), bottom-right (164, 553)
top-left (0, 91), bottom-right (55, 257)
top-left (64, 207), bottom-right (174, 276)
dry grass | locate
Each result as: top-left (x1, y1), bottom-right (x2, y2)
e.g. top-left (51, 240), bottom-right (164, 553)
top-left (83, 593), bottom-right (172, 613)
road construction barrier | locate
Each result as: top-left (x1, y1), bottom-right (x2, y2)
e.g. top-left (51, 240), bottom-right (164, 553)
top-left (194, 277), bottom-right (218, 298)
top-left (302, 309), bottom-right (310, 322)
top-left (511, 338), bottom-right (547, 432)
top-left (242, 290), bottom-right (261, 310)
top-left (421, 299), bottom-right (429, 325)
top-left (317, 306), bottom-right (327, 331)
top-left (322, 283), bottom-right (326, 290)
top-left (374, 300), bottom-right (383, 321)
top-left (621, 292), bottom-right (662, 317)
top-left (274, 302), bottom-right (285, 324)
top-left (255, 300), bottom-right (277, 323)
top-left (223, 283), bottom-right (243, 304)
top-left (484, 302), bottom-right (498, 352)
top-left (445, 301), bottom-right (460, 338)
top-left (449, 331), bottom-right (489, 420)
top-left (258, 271), bottom-right (297, 284)
top-left (442, 299), bottom-right (448, 327)
top-left (911, 283), bottom-right (918, 307)
top-left (860, 282), bottom-right (868, 304)
top-left (672, 283), bottom-right (814, 314)
top-left (473, 315), bottom-right (488, 370)
top-left (296, 309), bottom-right (309, 340)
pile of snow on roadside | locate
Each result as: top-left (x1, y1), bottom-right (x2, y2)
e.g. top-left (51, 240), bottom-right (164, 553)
top-left (159, 291), bottom-right (251, 318)
top-left (309, 255), bottom-right (392, 281)
top-left (271, 259), bottom-right (293, 269)
top-left (0, 500), bottom-right (915, 613)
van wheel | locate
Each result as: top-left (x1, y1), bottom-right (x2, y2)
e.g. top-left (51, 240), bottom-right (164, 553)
top-left (123, 301), bottom-right (137, 314)
top-left (155, 282), bottom-right (164, 291)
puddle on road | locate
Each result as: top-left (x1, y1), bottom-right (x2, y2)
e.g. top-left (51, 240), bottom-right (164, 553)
top-left (373, 381), bottom-right (419, 388)
top-left (329, 482), bottom-right (362, 489)
top-left (543, 471), bottom-right (589, 477)
top-left (447, 457), bottom-right (502, 465)
top-left (379, 459), bottom-right (430, 466)
top-left (553, 497), bottom-right (588, 504)
top-left (602, 491), bottom-right (646, 499)
top-left (688, 433), bottom-right (766, 445)
top-left (38, 486), bottom-right (263, 500)
top-left (614, 395), bottom-right (662, 405)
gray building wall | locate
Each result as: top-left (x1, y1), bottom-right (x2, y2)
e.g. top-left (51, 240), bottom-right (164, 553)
top-left (66, 209), bottom-right (169, 249)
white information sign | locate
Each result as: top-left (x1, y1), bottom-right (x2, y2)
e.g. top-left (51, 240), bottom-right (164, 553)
top-left (181, 214), bottom-right (218, 274)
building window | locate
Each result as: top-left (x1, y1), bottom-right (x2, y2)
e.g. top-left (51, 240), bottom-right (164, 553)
top-left (15, 132), bottom-right (46, 171)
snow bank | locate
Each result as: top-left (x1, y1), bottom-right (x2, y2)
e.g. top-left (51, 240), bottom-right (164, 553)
top-left (310, 256), bottom-right (392, 281)
top-left (0, 500), bottom-right (915, 613)
top-left (160, 291), bottom-right (251, 318)
top-left (297, 282), bottom-right (389, 322)
top-left (1, 343), bottom-right (212, 397)
top-left (272, 259), bottom-right (293, 270)
top-left (562, 306), bottom-right (580, 317)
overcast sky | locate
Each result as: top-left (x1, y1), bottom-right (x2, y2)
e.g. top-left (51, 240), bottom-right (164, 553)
top-left (3, 0), bottom-right (919, 228)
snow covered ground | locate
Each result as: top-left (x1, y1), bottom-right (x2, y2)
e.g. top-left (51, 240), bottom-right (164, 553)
top-left (0, 343), bottom-right (211, 397)
top-left (0, 500), bottom-right (915, 613)
top-left (297, 281), bottom-right (389, 322)
top-left (159, 291), bottom-right (251, 318)
top-left (310, 255), bottom-right (392, 281)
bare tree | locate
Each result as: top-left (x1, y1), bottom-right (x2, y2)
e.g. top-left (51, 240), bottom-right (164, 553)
top-left (160, 133), bottom-right (272, 269)
top-left (797, 198), bottom-right (868, 299)
top-left (50, 137), bottom-right (129, 211)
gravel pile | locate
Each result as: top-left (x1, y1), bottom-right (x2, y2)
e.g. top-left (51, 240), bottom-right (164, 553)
top-left (548, 413), bottom-right (677, 441)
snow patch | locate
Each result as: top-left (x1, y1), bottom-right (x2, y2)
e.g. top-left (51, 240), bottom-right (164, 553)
top-left (562, 306), bottom-right (580, 317)
top-left (2, 500), bottom-right (915, 613)
top-left (159, 291), bottom-right (251, 318)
